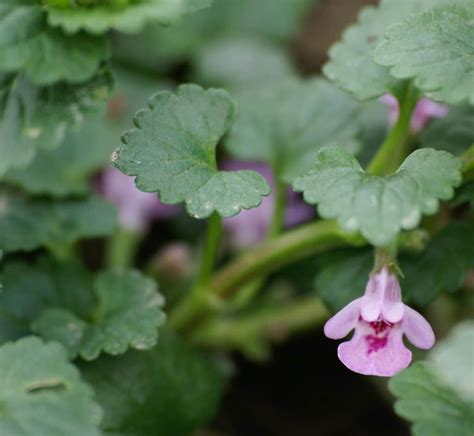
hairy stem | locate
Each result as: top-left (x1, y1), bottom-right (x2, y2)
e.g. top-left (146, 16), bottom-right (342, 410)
top-left (194, 212), bottom-right (222, 288)
top-left (374, 243), bottom-right (399, 275)
top-left (212, 220), bottom-right (365, 298)
top-left (231, 176), bottom-right (287, 309)
top-left (170, 220), bottom-right (365, 330)
top-left (190, 294), bottom-right (329, 358)
top-left (45, 241), bottom-right (76, 261)
top-left (106, 229), bottom-right (141, 268)
top-left (367, 83), bottom-right (419, 176)
top-left (267, 176), bottom-right (286, 237)
top-left (169, 213), bottom-right (222, 328)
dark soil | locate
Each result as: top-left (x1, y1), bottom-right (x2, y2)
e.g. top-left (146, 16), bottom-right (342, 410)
top-left (214, 331), bottom-right (409, 436)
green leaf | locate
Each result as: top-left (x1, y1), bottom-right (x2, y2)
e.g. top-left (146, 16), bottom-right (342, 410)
top-left (4, 67), bottom-right (169, 195)
top-left (5, 115), bottom-right (117, 196)
top-left (35, 269), bottom-right (166, 360)
top-left (374, 6), bottom-right (474, 105)
top-left (199, 0), bottom-right (313, 43)
top-left (0, 260), bottom-right (165, 360)
top-left (111, 0), bottom-right (313, 72)
top-left (452, 181), bottom-right (474, 207)
top-left (0, 336), bottom-right (101, 436)
top-left (0, 1), bottom-right (108, 85)
top-left (108, 66), bottom-right (174, 127)
top-left (389, 322), bottom-right (474, 436)
top-left (103, 66), bottom-right (174, 142)
top-left (400, 222), bottom-right (474, 305)
top-left (430, 321), bottom-right (474, 402)
top-left (45, 0), bottom-right (211, 35)
top-left (0, 259), bottom-right (95, 343)
top-left (293, 147), bottom-right (462, 246)
top-left (0, 191), bottom-right (117, 253)
top-left (315, 248), bottom-right (373, 312)
top-left (113, 84), bottom-right (270, 219)
top-left (34, 309), bottom-right (88, 359)
top-left (0, 69), bottom-right (112, 176)
top-left (82, 331), bottom-right (226, 435)
top-left (390, 362), bottom-right (474, 436)
top-left (322, 0), bottom-right (454, 100)
top-left (0, 75), bottom-right (37, 176)
top-left (194, 37), bottom-right (295, 89)
top-left (225, 78), bottom-right (362, 182)
top-left (420, 105), bottom-right (474, 156)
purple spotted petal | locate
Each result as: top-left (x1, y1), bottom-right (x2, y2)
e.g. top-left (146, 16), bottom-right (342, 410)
top-left (337, 321), bottom-right (412, 377)
top-left (325, 265), bottom-right (435, 376)
top-left (324, 298), bottom-right (363, 339)
top-left (100, 167), bottom-right (179, 232)
top-left (402, 305), bottom-right (436, 350)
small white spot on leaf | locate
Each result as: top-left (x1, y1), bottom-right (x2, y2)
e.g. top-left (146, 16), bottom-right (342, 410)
top-left (25, 127), bottom-right (41, 139)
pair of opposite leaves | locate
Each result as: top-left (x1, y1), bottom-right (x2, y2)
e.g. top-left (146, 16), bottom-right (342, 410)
top-left (113, 84), bottom-right (462, 247)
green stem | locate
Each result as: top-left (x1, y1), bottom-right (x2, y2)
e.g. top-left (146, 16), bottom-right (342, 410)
top-left (169, 213), bottom-right (222, 329)
top-left (190, 294), bottom-right (329, 357)
top-left (171, 222), bottom-right (425, 331)
top-left (212, 220), bottom-right (365, 298)
top-left (45, 242), bottom-right (75, 261)
top-left (374, 243), bottom-right (400, 275)
top-left (194, 212), bottom-right (222, 288)
top-left (106, 229), bottom-right (141, 268)
top-left (367, 83), bottom-right (419, 176)
top-left (170, 220), bottom-right (363, 331)
top-left (230, 279), bottom-right (264, 309)
top-left (267, 176), bottom-right (286, 238)
top-left (231, 175), bottom-right (287, 309)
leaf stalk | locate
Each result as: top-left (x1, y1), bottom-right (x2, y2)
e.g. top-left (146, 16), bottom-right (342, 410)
top-left (367, 82), bottom-right (419, 176)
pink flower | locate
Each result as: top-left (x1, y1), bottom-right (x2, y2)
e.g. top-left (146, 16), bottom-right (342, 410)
top-left (324, 267), bottom-right (435, 377)
top-left (99, 167), bottom-right (179, 232)
top-left (222, 161), bottom-right (314, 248)
top-left (380, 94), bottom-right (448, 134)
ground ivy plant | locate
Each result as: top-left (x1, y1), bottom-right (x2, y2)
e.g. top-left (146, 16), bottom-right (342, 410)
top-left (0, 0), bottom-right (473, 434)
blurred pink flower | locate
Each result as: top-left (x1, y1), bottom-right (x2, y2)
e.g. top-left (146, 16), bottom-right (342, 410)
top-left (324, 267), bottom-right (435, 377)
top-left (154, 242), bottom-right (193, 281)
top-left (222, 161), bottom-right (314, 249)
top-left (100, 167), bottom-right (179, 232)
top-left (380, 94), bottom-right (448, 133)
